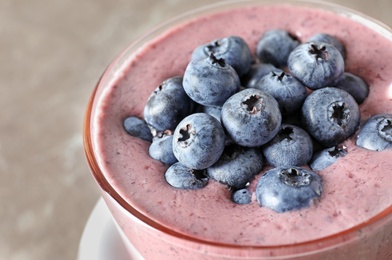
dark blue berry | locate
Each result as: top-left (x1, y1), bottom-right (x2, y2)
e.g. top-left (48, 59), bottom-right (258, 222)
top-left (191, 36), bottom-right (253, 77)
top-left (256, 167), bottom-right (322, 213)
top-left (221, 88), bottom-right (282, 147)
top-left (207, 144), bottom-right (263, 189)
top-left (301, 87), bottom-right (360, 147)
top-left (231, 188), bottom-right (252, 205)
top-left (356, 114), bottom-right (392, 151)
top-left (310, 144), bottom-right (348, 171)
top-left (253, 69), bottom-right (307, 114)
top-left (243, 63), bottom-right (277, 89)
top-left (144, 76), bottom-right (194, 132)
top-left (165, 162), bottom-right (209, 189)
top-left (201, 105), bottom-right (222, 122)
top-left (123, 116), bottom-right (152, 142)
top-left (262, 124), bottom-right (313, 167)
top-left (172, 113), bottom-right (225, 169)
top-left (288, 42), bottom-right (344, 90)
top-left (183, 53), bottom-right (240, 106)
top-left (256, 29), bottom-right (300, 68)
top-left (333, 72), bottom-right (369, 104)
top-left (308, 33), bottom-right (346, 60)
top-left (148, 131), bottom-right (177, 165)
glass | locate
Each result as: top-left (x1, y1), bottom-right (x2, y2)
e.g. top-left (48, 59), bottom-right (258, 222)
top-left (84, 0), bottom-right (392, 259)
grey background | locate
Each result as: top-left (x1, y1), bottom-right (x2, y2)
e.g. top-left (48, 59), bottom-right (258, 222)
top-left (1, 0), bottom-right (390, 259)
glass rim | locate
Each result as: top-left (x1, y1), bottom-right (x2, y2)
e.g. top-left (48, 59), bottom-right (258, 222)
top-left (83, 0), bottom-right (392, 256)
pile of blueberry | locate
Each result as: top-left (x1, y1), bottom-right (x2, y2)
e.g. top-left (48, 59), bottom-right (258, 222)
top-left (124, 29), bottom-right (392, 213)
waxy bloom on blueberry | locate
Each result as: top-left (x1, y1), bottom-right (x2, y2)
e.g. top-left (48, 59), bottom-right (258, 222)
top-left (144, 76), bottom-right (194, 132)
top-left (221, 88), bottom-right (282, 147)
top-left (149, 131), bottom-right (177, 165)
top-left (123, 116), bottom-right (152, 142)
top-left (183, 53), bottom-right (240, 107)
top-left (256, 167), bottom-right (322, 213)
top-left (232, 188), bottom-right (252, 205)
top-left (310, 144), bottom-right (348, 171)
top-left (207, 144), bottom-right (263, 189)
top-left (301, 87), bottom-right (360, 147)
top-left (243, 63), bottom-right (277, 89)
top-left (262, 124), bottom-right (313, 167)
top-left (165, 162), bottom-right (209, 190)
top-left (334, 72), bottom-right (369, 104)
top-left (307, 33), bottom-right (346, 60)
top-left (172, 113), bottom-right (225, 170)
top-left (356, 114), bottom-right (392, 151)
top-left (191, 36), bottom-right (253, 77)
top-left (288, 42), bottom-right (344, 90)
top-left (254, 69), bottom-right (307, 114)
top-left (256, 29), bottom-right (300, 68)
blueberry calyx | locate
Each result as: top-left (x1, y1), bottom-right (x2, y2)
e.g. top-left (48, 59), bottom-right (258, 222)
top-left (154, 84), bottom-right (163, 93)
top-left (328, 144), bottom-right (348, 157)
top-left (191, 169), bottom-right (209, 182)
top-left (272, 70), bottom-right (286, 81)
top-left (328, 101), bottom-right (351, 128)
top-left (178, 124), bottom-right (195, 147)
top-left (276, 126), bottom-right (293, 141)
top-left (378, 118), bottom-right (392, 142)
top-left (309, 43), bottom-right (328, 61)
top-left (242, 95), bottom-right (263, 114)
top-left (279, 168), bottom-right (311, 187)
top-left (205, 39), bottom-right (227, 54)
top-left (209, 53), bottom-right (226, 67)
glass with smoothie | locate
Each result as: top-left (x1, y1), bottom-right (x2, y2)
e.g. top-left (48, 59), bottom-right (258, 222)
top-left (84, 0), bottom-right (392, 259)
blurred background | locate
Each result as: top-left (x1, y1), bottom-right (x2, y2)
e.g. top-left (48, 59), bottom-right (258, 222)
top-left (1, 0), bottom-right (390, 259)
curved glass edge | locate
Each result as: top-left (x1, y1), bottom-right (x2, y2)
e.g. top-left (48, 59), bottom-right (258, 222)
top-left (83, 0), bottom-right (392, 256)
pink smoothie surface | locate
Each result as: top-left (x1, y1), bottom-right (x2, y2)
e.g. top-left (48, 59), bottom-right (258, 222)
top-left (90, 3), bottom-right (392, 246)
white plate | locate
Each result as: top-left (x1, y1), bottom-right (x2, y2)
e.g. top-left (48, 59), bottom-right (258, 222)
top-left (78, 197), bottom-right (144, 260)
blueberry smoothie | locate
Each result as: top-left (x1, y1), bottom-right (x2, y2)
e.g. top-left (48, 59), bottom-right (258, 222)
top-left (85, 1), bottom-right (392, 259)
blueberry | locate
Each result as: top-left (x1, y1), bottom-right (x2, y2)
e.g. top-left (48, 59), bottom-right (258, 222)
top-left (310, 144), bottom-right (348, 171)
top-left (207, 144), bottom-right (263, 189)
top-left (262, 124), bottom-right (313, 167)
top-left (144, 76), bottom-right (194, 132)
top-left (307, 33), bottom-right (346, 60)
top-left (356, 114), bottom-right (392, 151)
top-left (148, 131), bottom-right (177, 165)
top-left (301, 87), bottom-right (360, 147)
top-left (253, 69), bottom-right (307, 114)
top-left (256, 29), bottom-right (300, 68)
top-left (123, 116), bottom-right (153, 142)
top-left (172, 113), bottom-right (225, 169)
top-left (201, 105), bottom-right (222, 122)
top-left (231, 188), bottom-right (252, 205)
top-left (165, 162), bottom-right (209, 189)
top-left (256, 167), bottom-right (322, 213)
top-left (191, 36), bottom-right (253, 77)
top-left (183, 53), bottom-right (240, 106)
top-left (221, 88), bottom-right (281, 147)
top-left (243, 63), bottom-right (277, 89)
top-left (333, 72), bottom-right (369, 104)
top-left (288, 42), bottom-right (344, 90)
